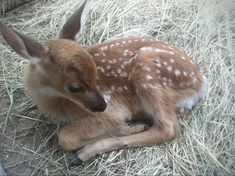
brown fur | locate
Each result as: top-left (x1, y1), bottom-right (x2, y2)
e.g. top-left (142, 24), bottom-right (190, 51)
top-left (0, 0), bottom-right (208, 162)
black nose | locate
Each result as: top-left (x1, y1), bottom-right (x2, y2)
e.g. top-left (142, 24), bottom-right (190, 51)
top-left (90, 98), bottom-right (107, 112)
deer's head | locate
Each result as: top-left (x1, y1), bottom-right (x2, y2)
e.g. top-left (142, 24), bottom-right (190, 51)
top-left (0, 0), bottom-right (107, 112)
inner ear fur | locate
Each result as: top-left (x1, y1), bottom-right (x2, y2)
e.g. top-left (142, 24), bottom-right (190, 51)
top-left (0, 22), bottom-right (47, 60)
top-left (58, 0), bottom-right (89, 40)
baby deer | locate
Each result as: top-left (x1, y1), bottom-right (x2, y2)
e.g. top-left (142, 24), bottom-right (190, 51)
top-left (0, 0), bottom-right (208, 165)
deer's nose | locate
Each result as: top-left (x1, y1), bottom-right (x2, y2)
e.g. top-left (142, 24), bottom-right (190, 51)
top-left (90, 97), bottom-right (107, 112)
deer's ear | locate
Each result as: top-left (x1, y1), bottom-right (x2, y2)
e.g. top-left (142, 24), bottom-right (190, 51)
top-left (0, 22), bottom-right (47, 63)
top-left (59, 0), bottom-right (90, 40)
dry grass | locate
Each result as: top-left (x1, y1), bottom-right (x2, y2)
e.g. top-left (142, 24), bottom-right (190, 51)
top-left (0, 0), bottom-right (235, 175)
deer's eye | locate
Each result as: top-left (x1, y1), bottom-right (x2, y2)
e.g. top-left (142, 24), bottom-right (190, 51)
top-left (68, 85), bottom-right (82, 93)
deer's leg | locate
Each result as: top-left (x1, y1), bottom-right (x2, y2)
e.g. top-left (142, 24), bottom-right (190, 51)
top-left (58, 115), bottom-right (120, 151)
top-left (58, 106), bottom-right (148, 151)
top-left (76, 109), bottom-right (180, 162)
top-left (59, 119), bottom-right (148, 151)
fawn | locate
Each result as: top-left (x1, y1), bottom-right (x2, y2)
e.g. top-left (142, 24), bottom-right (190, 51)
top-left (0, 0), bottom-right (208, 165)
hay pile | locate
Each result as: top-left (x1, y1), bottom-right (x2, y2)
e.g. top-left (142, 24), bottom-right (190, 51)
top-left (0, 0), bottom-right (32, 13)
top-left (0, 0), bottom-right (234, 175)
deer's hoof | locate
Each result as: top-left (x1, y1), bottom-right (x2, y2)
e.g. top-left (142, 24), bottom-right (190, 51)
top-left (69, 156), bottom-right (85, 166)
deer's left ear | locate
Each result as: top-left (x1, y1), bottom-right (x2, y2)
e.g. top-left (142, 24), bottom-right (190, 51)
top-left (0, 22), bottom-right (48, 64)
top-left (58, 0), bottom-right (90, 40)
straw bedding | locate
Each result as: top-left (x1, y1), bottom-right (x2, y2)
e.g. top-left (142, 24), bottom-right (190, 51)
top-left (0, 0), bottom-right (234, 175)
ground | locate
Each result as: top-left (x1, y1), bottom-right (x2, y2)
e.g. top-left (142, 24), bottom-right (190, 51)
top-left (0, 0), bottom-right (235, 175)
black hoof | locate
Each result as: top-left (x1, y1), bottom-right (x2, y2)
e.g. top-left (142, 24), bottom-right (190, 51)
top-left (69, 156), bottom-right (85, 166)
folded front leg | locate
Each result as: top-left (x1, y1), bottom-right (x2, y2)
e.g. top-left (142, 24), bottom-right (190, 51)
top-left (76, 110), bottom-right (180, 162)
top-left (58, 105), bottom-right (134, 151)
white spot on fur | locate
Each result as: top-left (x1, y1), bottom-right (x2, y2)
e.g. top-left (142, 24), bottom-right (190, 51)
top-left (163, 61), bottom-right (168, 66)
top-left (192, 77), bottom-right (197, 83)
top-left (143, 66), bottom-right (151, 72)
top-left (146, 75), bottom-right (153, 80)
top-left (183, 71), bottom-right (187, 76)
top-left (156, 63), bottom-right (161, 68)
top-left (149, 84), bottom-right (161, 89)
top-left (97, 67), bottom-right (105, 73)
top-left (140, 47), bottom-right (152, 52)
top-left (123, 52), bottom-right (128, 56)
top-left (191, 71), bottom-right (195, 76)
top-left (167, 65), bottom-right (172, 72)
top-left (162, 77), bottom-right (167, 81)
top-left (163, 82), bottom-right (167, 86)
top-left (111, 70), bottom-right (115, 75)
top-left (117, 69), bottom-right (122, 74)
top-left (106, 65), bottom-right (111, 70)
top-left (154, 49), bottom-right (174, 54)
top-left (142, 83), bottom-right (148, 89)
top-left (170, 59), bottom-right (175, 63)
top-left (175, 69), bottom-right (181, 76)
top-left (120, 72), bottom-right (128, 77)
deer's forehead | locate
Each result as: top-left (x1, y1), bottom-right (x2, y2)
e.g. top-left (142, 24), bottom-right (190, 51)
top-left (47, 39), bottom-right (84, 58)
top-left (46, 40), bottom-right (96, 84)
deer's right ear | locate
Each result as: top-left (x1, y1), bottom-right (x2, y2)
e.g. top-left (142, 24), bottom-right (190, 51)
top-left (59, 0), bottom-right (89, 40)
top-left (0, 22), bottom-right (47, 63)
